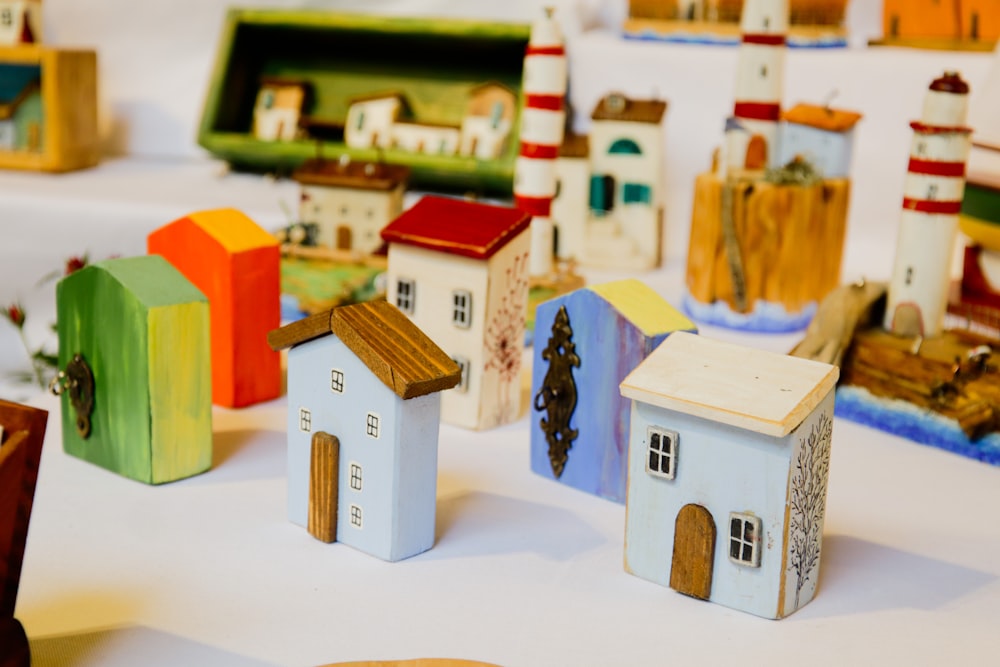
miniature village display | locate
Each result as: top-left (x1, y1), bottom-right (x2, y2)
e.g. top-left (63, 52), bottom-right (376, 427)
top-left (54, 256), bottom-right (213, 484)
top-left (874, 0), bottom-right (999, 51)
top-left (0, 399), bottom-right (47, 667)
top-left (198, 10), bottom-right (531, 193)
top-left (0, 1), bottom-right (41, 46)
top-left (530, 279), bottom-right (696, 503)
top-left (267, 301), bottom-right (460, 562)
top-left (624, 0), bottom-right (850, 48)
top-left (0, 45), bottom-right (98, 172)
top-left (381, 195), bottom-right (531, 430)
top-left (684, 0), bottom-right (857, 332)
top-left (620, 331), bottom-right (838, 619)
top-left (148, 209), bottom-right (282, 408)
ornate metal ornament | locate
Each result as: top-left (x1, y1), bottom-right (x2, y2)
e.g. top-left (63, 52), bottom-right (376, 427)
top-left (533, 305), bottom-right (580, 478)
top-left (49, 353), bottom-right (95, 439)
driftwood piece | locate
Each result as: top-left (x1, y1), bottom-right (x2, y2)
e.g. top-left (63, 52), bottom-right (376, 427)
top-left (790, 280), bottom-right (888, 366)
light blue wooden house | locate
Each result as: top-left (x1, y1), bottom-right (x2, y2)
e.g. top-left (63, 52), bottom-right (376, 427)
top-left (777, 103), bottom-right (862, 178)
top-left (620, 332), bottom-right (838, 619)
top-left (268, 300), bottom-right (460, 562)
top-left (530, 279), bottom-right (696, 503)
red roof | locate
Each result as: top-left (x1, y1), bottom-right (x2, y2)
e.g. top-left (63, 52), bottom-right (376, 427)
top-left (380, 196), bottom-right (531, 260)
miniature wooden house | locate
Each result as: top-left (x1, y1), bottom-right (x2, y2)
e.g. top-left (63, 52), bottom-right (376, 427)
top-left (550, 133), bottom-right (590, 262)
top-left (0, 1), bottom-right (41, 46)
top-left (530, 279), bottom-right (696, 503)
top-left (56, 256), bottom-right (212, 484)
top-left (293, 158), bottom-right (410, 254)
top-left (148, 208), bottom-right (281, 408)
top-left (777, 103), bottom-right (862, 178)
top-left (460, 81), bottom-right (516, 160)
top-left (267, 301), bottom-right (460, 562)
top-left (881, 0), bottom-right (999, 47)
top-left (381, 196), bottom-right (532, 430)
top-left (345, 92), bottom-right (405, 150)
top-left (0, 399), bottom-right (47, 665)
top-left (620, 332), bottom-right (838, 619)
top-left (252, 77), bottom-right (311, 141)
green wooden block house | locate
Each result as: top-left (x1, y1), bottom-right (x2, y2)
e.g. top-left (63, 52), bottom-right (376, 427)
top-left (56, 256), bottom-right (213, 484)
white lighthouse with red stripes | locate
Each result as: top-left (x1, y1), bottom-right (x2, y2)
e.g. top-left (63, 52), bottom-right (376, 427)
top-left (885, 72), bottom-right (973, 337)
top-left (724, 0), bottom-right (788, 174)
top-left (514, 7), bottom-right (567, 276)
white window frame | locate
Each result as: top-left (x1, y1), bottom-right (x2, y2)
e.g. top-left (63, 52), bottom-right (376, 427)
top-left (451, 289), bottom-right (472, 329)
top-left (349, 503), bottom-right (363, 529)
top-left (728, 512), bottom-right (762, 568)
top-left (298, 407), bottom-right (312, 433)
top-left (366, 412), bottom-right (380, 439)
top-left (451, 355), bottom-right (470, 393)
top-left (330, 368), bottom-right (345, 394)
top-left (396, 278), bottom-right (415, 314)
top-left (349, 462), bottom-right (362, 492)
top-left (646, 426), bottom-right (677, 480)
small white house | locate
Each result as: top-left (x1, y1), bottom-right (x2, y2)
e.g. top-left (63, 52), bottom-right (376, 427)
top-left (381, 195), bottom-right (532, 430)
top-left (252, 78), bottom-right (310, 142)
top-left (0, 0), bottom-right (41, 45)
top-left (550, 133), bottom-right (590, 262)
top-left (459, 81), bottom-right (516, 160)
top-left (268, 300), bottom-right (460, 562)
top-left (390, 120), bottom-right (461, 155)
top-left (293, 157), bottom-right (410, 253)
top-left (620, 332), bottom-right (839, 619)
top-left (777, 103), bottom-right (863, 178)
top-left (344, 92), bottom-right (405, 150)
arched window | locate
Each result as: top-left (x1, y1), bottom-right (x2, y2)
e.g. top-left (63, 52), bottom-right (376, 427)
top-left (608, 138), bottom-right (642, 155)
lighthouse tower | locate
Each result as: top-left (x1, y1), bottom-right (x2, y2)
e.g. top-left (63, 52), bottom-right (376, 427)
top-left (725, 0), bottom-right (788, 175)
top-left (514, 7), bottom-right (567, 277)
top-left (884, 72), bottom-right (973, 338)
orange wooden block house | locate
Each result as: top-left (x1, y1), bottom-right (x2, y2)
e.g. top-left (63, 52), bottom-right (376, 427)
top-left (882, 0), bottom-right (999, 47)
top-left (148, 209), bottom-right (281, 408)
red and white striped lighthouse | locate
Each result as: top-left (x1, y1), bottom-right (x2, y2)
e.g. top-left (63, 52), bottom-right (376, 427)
top-left (885, 72), bottom-right (973, 337)
top-left (725, 0), bottom-right (788, 173)
top-left (514, 7), bottom-right (567, 276)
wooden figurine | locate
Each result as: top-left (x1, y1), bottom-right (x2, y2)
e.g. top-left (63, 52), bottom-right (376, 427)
top-left (620, 331), bottom-right (838, 619)
top-left (514, 7), bottom-right (567, 277)
top-left (252, 77), bottom-right (311, 141)
top-left (293, 157), bottom-right (410, 254)
top-left (684, 0), bottom-right (855, 332)
top-left (530, 279), bottom-right (696, 502)
top-left (148, 208), bottom-right (281, 408)
top-left (0, 45), bottom-right (98, 172)
top-left (459, 81), bottom-right (516, 160)
top-left (55, 256), bottom-right (212, 484)
top-left (0, 399), bottom-right (47, 667)
top-left (381, 195), bottom-right (532, 430)
top-left (267, 301), bottom-right (460, 561)
top-left (624, 0), bottom-right (849, 48)
top-left (0, 1), bottom-right (41, 45)
top-left (876, 0), bottom-right (999, 51)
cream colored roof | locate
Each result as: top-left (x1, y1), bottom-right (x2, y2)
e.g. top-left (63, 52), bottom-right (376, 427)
top-left (620, 332), bottom-right (838, 437)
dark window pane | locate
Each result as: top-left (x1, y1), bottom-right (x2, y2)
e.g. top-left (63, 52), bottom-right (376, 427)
top-left (730, 539), bottom-right (740, 559)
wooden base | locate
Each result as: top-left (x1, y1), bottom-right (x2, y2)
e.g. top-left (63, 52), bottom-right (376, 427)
top-left (685, 172), bottom-right (849, 315)
top-left (0, 617), bottom-right (29, 667)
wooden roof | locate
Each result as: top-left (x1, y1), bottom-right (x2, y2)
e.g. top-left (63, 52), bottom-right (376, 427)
top-left (267, 301), bottom-right (460, 400)
top-left (620, 332), bottom-right (838, 438)
top-left (783, 103), bottom-right (863, 132)
top-left (560, 132), bottom-right (590, 158)
top-left (587, 279), bottom-right (695, 338)
top-left (293, 158), bottom-right (410, 192)
top-left (380, 196), bottom-right (531, 260)
top-left (591, 93), bottom-right (667, 124)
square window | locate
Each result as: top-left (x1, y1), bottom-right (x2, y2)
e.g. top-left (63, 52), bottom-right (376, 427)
top-left (646, 426), bottom-right (677, 480)
top-left (396, 278), bottom-right (415, 314)
top-left (350, 504), bottom-right (363, 528)
top-left (728, 513), bottom-right (762, 568)
top-left (330, 369), bottom-right (345, 394)
top-left (349, 462), bottom-right (362, 491)
top-left (298, 408), bottom-right (312, 433)
top-left (366, 412), bottom-right (380, 439)
top-left (452, 290), bottom-right (472, 329)
top-left (452, 356), bottom-right (470, 392)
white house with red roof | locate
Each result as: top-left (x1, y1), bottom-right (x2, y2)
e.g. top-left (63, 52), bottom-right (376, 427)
top-left (381, 195), bottom-right (532, 430)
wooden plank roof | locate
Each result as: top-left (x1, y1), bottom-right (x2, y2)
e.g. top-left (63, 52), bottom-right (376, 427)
top-left (591, 93), bottom-right (667, 124)
top-left (783, 103), bottom-right (862, 132)
top-left (293, 158), bottom-right (410, 191)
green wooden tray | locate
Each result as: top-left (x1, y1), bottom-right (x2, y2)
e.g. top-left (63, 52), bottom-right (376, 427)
top-left (198, 9), bottom-right (530, 194)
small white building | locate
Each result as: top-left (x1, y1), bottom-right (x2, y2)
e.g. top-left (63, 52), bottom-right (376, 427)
top-left (381, 196), bottom-right (532, 430)
top-left (459, 81), bottom-right (516, 160)
top-left (252, 78), bottom-right (310, 142)
top-left (550, 133), bottom-right (590, 262)
top-left (0, 0), bottom-right (41, 45)
top-left (344, 92), bottom-right (405, 150)
top-left (390, 120), bottom-right (461, 155)
top-left (293, 158), bottom-right (410, 254)
top-left (777, 103), bottom-right (862, 178)
top-left (620, 332), bottom-right (838, 619)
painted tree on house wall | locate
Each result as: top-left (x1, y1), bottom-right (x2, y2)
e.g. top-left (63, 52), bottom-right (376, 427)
top-left (483, 251), bottom-right (529, 426)
top-left (788, 411), bottom-right (833, 609)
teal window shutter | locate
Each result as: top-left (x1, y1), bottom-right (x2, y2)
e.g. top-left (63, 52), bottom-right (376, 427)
top-left (623, 183), bottom-right (652, 204)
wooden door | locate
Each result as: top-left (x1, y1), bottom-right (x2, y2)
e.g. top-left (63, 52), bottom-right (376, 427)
top-left (336, 225), bottom-right (352, 250)
top-left (891, 303), bottom-right (924, 337)
top-left (670, 503), bottom-right (716, 600)
top-left (744, 134), bottom-right (767, 170)
top-left (308, 431), bottom-right (340, 543)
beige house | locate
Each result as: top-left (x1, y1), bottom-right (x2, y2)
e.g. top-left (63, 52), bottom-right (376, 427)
top-left (252, 78), bottom-right (310, 141)
top-left (459, 81), bottom-right (516, 160)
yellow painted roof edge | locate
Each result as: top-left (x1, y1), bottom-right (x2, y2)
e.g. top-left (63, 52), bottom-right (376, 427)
top-left (588, 279), bottom-right (695, 337)
top-left (186, 208), bottom-right (278, 253)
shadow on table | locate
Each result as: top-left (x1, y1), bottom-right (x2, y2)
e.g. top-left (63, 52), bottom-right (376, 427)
top-left (794, 534), bottom-right (996, 619)
top-left (429, 490), bottom-right (607, 561)
top-left (30, 624), bottom-right (278, 667)
top-left (179, 428), bottom-right (286, 486)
